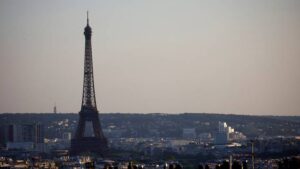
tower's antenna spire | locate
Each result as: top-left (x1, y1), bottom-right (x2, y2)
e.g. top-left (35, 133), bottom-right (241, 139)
top-left (54, 102), bottom-right (57, 114)
top-left (87, 11), bottom-right (89, 25)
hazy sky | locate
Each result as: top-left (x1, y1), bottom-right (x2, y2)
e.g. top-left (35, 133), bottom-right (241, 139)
top-left (0, 0), bottom-right (300, 115)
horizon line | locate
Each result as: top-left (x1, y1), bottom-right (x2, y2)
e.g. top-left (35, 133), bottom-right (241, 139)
top-left (0, 112), bottom-right (299, 117)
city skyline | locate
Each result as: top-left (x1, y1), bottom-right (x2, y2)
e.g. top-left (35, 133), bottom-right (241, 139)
top-left (0, 1), bottom-right (300, 115)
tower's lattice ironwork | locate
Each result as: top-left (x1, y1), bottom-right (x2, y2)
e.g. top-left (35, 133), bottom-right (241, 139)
top-left (70, 13), bottom-right (108, 156)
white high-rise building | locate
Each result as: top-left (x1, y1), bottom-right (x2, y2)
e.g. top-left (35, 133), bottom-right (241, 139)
top-left (215, 122), bottom-right (231, 145)
top-left (218, 122), bottom-right (228, 133)
top-left (215, 121), bottom-right (246, 144)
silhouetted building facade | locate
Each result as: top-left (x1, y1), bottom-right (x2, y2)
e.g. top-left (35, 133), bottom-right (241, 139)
top-left (0, 123), bottom-right (44, 151)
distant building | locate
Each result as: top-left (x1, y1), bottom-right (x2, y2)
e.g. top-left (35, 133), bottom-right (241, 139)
top-left (229, 131), bottom-right (246, 141)
top-left (218, 122), bottom-right (228, 133)
top-left (198, 132), bottom-right (212, 142)
top-left (103, 128), bottom-right (126, 138)
top-left (215, 132), bottom-right (228, 145)
top-left (1, 123), bottom-right (45, 151)
top-left (227, 126), bottom-right (234, 133)
top-left (167, 139), bottom-right (193, 153)
top-left (215, 122), bottom-right (230, 145)
top-left (182, 128), bottom-right (196, 139)
top-left (215, 121), bottom-right (246, 144)
top-left (62, 132), bottom-right (72, 141)
top-left (0, 125), bottom-right (11, 148)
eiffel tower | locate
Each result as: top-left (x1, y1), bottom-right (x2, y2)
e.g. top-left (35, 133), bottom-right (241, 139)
top-left (70, 12), bottom-right (108, 156)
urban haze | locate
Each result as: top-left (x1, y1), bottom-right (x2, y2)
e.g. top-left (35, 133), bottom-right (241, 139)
top-left (0, 1), bottom-right (300, 115)
top-left (1, 1), bottom-right (300, 169)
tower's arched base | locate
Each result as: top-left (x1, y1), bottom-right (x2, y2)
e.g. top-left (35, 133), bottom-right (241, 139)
top-left (70, 137), bottom-right (108, 156)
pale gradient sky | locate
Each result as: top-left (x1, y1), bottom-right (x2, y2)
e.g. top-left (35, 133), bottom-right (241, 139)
top-left (0, 0), bottom-right (300, 115)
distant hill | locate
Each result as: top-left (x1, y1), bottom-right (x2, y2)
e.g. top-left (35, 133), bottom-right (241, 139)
top-left (0, 113), bottom-right (299, 138)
